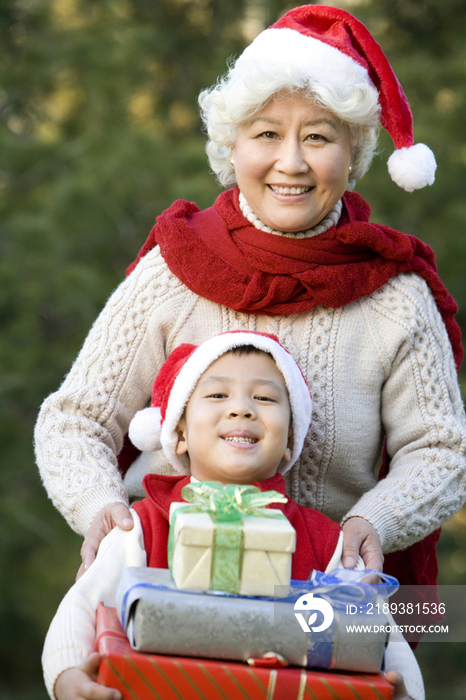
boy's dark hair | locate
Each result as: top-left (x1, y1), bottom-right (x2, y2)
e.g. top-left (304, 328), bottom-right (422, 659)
top-left (229, 344), bottom-right (273, 359)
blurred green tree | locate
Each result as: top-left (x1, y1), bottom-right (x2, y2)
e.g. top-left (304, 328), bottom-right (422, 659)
top-left (1, 0), bottom-right (465, 697)
top-left (0, 0), bottom-right (249, 694)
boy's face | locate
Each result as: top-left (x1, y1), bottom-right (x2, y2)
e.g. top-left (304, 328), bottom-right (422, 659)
top-left (176, 351), bottom-right (292, 484)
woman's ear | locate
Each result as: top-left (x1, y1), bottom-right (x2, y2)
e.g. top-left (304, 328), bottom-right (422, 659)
top-left (175, 417), bottom-right (188, 455)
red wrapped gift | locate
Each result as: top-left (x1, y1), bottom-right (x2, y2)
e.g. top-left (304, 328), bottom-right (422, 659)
top-left (96, 604), bottom-right (393, 700)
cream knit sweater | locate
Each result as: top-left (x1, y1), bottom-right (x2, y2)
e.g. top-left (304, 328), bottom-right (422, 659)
top-left (34, 238), bottom-right (466, 552)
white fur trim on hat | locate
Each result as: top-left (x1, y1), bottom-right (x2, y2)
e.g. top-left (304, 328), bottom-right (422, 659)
top-left (237, 28), bottom-right (370, 93)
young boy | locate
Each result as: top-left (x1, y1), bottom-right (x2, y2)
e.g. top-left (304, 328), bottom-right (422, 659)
top-left (43, 332), bottom-right (422, 700)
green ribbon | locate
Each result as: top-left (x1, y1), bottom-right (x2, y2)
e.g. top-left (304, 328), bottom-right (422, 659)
top-left (168, 481), bottom-right (288, 594)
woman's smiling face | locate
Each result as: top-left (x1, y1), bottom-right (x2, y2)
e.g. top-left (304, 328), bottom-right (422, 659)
top-left (231, 90), bottom-right (352, 233)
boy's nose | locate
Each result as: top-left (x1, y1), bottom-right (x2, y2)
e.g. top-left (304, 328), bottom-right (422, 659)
top-left (228, 409), bottom-right (253, 418)
top-left (227, 401), bottom-right (255, 419)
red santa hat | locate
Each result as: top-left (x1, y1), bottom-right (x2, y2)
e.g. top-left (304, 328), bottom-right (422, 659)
top-left (236, 4), bottom-right (436, 192)
top-left (128, 331), bottom-right (312, 475)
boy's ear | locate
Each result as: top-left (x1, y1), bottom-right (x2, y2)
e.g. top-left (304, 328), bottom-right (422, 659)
top-left (283, 447), bottom-right (292, 463)
top-left (282, 426), bottom-right (293, 463)
top-left (175, 417), bottom-right (188, 455)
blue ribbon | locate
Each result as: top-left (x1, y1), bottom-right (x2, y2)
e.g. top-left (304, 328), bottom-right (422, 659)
top-left (286, 569), bottom-right (399, 610)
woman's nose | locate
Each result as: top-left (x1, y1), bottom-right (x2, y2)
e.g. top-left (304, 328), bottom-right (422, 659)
top-left (276, 138), bottom-right (309, 174)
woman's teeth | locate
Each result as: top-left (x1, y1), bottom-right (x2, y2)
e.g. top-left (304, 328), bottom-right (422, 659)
top-left (270, 185), bottom-right (311, 195)
top-left (224, 436), bottom-right (257, 443)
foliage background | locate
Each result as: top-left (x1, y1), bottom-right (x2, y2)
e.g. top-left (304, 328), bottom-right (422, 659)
top-left (1, 0), bottom-right (465, 697)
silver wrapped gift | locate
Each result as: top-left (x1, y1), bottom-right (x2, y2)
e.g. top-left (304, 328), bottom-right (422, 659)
top-left (116, 567), bottom-right (390, 673)
top-left (117, 567), bottom-right (307, 665)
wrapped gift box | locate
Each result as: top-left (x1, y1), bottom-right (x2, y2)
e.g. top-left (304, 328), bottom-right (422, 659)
top-left (116, 567), bottom-right (388, 674)
top-left (117, 567), bottom-right (307, 666)
top-left (169, 501), bottom-right (296, 597)
top-left (96, 604), bottom-right (394, 700)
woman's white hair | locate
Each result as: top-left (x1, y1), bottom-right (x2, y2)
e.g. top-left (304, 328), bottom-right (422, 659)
top-left (198, 55), bottom-right (381, 189)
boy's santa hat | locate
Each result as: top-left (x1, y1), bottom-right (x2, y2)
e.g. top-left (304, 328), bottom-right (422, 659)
top-left (236, 4), bottom-right (436, 192)
top-left (128, 331), bottom-right (312, 476)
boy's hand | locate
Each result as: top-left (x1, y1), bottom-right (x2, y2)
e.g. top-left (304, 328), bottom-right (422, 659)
top-left (341, 517), bottom-right (384, 573)
top-left (55, 653), bottom-right (121, 700)
top-left (385, 671), bottom-right (413, 700)
top-left (77, 503), bottom-right (133, 580)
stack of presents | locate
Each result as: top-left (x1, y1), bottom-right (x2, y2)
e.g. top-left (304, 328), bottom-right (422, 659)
top-left (96, 482), bottom-right (394, 699)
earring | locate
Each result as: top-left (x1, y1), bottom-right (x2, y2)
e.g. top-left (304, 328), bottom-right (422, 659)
top-left (348, 165), bottom-right (353, 173)
top-left (230, 158), bottom-right (235, 167)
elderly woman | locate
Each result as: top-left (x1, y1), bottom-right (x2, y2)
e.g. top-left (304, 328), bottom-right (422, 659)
top-left (35, 5), bottom-right (466, 595)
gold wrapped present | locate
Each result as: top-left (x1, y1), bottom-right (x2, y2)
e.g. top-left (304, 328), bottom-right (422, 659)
top-left (168, 482), bottom-right (296, 597)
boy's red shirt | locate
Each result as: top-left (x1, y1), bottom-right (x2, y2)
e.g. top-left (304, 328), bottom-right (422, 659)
top-left (133, 472), bottom-right (342, 579)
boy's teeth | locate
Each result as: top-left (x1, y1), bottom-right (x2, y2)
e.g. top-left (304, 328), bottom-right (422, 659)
top-left (270, 185), bottom-right (311, 195)
top-left (225, 436), bottom-right (256, 443)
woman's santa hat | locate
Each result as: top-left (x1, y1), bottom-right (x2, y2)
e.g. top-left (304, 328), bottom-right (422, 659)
top-left (236, 4), bottom-right (436, 192)
top-left (128, 331), bottom-right (312, 475)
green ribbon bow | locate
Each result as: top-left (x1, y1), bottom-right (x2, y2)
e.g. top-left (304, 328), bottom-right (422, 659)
top-left (168, 481), bottom-right (288, 594)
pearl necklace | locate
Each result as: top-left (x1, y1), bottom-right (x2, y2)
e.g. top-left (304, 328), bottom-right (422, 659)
top-left (238, 192), bottom-right (342, 239)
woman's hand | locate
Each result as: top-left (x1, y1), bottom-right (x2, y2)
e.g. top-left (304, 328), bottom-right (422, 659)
top-left (55, 653), bottom-right (121, 700)
top-left (385, 671), bottom-right (413, 700)
top-left (77, 503), bottom-right (133, 580)
top-left (341, 517), bottom-right (384, 571)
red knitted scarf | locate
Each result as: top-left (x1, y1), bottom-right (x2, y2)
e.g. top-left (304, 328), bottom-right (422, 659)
top-left (128, 187), bottom-right (463, 369)
top-left (126, 187), bottom-right (463, 616)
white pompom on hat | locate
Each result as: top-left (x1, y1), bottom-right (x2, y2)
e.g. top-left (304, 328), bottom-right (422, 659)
top-left (128, 331), bottom-right (313, 476)
top-left (237, 4), bottom-right (436, 192)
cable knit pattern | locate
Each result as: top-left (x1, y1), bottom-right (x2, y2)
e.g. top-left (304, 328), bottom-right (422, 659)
top-left (341, 274), bottom-right (466, 550)
top-left (35, 252), bottom-right (188, 534)
top-left (35, 249), bottom-right (466, 551)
